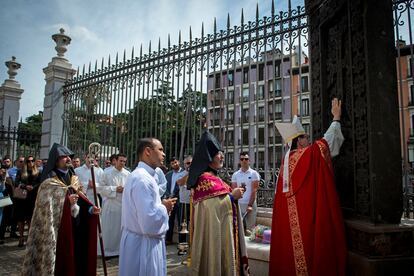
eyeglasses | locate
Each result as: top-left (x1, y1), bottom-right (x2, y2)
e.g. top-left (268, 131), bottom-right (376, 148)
top-left (185, 162), bottom-right (192, 165)
top-left (240, 158), bottom-right (249, 161)
top-left (27, 160), bottom-right (34, 163)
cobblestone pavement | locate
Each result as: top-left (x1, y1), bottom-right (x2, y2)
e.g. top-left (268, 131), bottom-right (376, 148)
top-left (0, 231), bottom-right (190, 276)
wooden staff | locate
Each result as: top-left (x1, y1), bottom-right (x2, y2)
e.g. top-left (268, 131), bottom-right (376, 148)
top-left (88, 142), bottom-right (107, 276)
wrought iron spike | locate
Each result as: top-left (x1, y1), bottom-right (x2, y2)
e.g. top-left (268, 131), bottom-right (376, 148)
top-left (189, 26), bottom-right (192, 40)
top-left (82, 64), bottom-right (85, 75)
top-left (271, 0), bottom-right (275, 16)
top-left (149, 40), bottom-right (152, 53)
top-left (123, 49), bottom-right (126, 62)
top-left (140, 44), bottom-right (143, 57)
top-left (256, 3), bottom-right (259, 20)
top-left (88, 62), bottom-right (91, 73)
top-left (201, 22), bottom-right (204, 37)
top-left (158, 37), bottom-right (161, 50)
top-left (168, 34), bottom-right (171, 47)
top-left (101, 57), bottom-right (104, 69)
top-left (214, 17), bottom-right (217, 33)
top-left (178, 30), bottom-right (182, 44)
top-left (227, 13), bottom-right (230, 29)
top-left (115, 52), bottom-right (119, 64)
top-left (76, 66), bottom-right (79, 77)
top-left (288, 0), bottom-right (291, 11)
top-left (108, 54), bottom-right (111, 66)
top-left (241, 9), bottom-right (244, 24)
top-left (94, 60), bottom-right (97, 71)
top-left (131, 47), bottom-right (134, 59)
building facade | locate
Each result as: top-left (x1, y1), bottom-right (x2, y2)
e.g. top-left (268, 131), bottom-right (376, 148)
top-left (207, 49), bottom-right (310, 181)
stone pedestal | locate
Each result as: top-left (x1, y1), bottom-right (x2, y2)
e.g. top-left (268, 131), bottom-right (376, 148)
top-left (0, 56), bottom-right (23, 128)
top-left (346, 219), bottom-right (414, 276)
top-left (305, 0), bottom-right (414, 273)
top-left (40, 29), bottom-right (76, 159)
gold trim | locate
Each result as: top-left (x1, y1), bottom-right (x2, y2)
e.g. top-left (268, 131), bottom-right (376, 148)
top-left (285, 146), bottom-right (309, 275)
top-left (287, 196), bottom-right (309, 276)
top-left (285, 131), bottom-right (306, 143)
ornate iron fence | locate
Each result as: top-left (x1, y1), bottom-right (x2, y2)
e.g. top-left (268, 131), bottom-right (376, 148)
top-left (62, 0), bottom-right (309, 179)
top-left (0, 122), bottom-right (41, 161)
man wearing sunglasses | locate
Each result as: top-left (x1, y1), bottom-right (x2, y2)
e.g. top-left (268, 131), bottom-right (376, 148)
top-left (231, 152), bottom-right (260, 233)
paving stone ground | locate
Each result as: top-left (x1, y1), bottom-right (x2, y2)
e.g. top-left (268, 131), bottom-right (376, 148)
top-left (0, 230), bottom-right (190, 276)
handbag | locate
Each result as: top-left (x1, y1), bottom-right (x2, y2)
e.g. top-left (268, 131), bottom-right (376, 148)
top-left (0, 196), bottom-right (13, 208)
top-left (13, 186), bottom-right (27, 199)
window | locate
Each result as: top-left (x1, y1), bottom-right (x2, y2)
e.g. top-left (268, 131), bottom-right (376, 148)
top-left (258, 85), bottom-right (264, 100)
top-left (258, 106), bottom-right (265, 121)
top-left (275, 79), bottom-right (282, 97)
top-left (303, 123), bottom-right (310, 135)
top-left (227, 90), bottom-right (234, 103)
top-left (227, 130), bottom-right (234, 145)
top-left (268, 81), bottom-right (274, 96)
top-left (259, 64), bottom-right (264, 81)
top-left (228, 71), bottom-right (234, 86)
top-left (243, 68), bottom-right (249, 83)
top-left (242, 129), bottom-right (249, 145)
top-left (259, 128), bottom-right (264, 144)
top-left (411, 114), bottom-right (414, 136)
top-left (228, 110), bottom-right (234, 123)
top-left (226, 153), bottom-right (234, 168)
top-left (275, 63), bottom-right (281, 77)
top-left (409, 57), bottom-right (414, 77)
top-left (215, 74), bottom-right (220, 89)
top-left (411, 85), bottom-right (414, 105)
top-left (242, 88), bottom-right (249, 102)
top-left (301, 76), bottom-right (309, 92)
top-left (258, 151), bottom-right (265, 168)
top-left (243, 108), bottom-right (249, 123)
top-left (301, 99), bottom-right (310, 116)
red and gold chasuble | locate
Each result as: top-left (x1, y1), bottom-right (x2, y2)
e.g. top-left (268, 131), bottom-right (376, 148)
top-left (269, 139), bottom-right (346, 276)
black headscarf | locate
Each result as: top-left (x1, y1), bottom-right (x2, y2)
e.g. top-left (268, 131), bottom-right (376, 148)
top-left (187, 131), bottom-right (222, 189)
top-left (40, 143), bottom-right (75, 182)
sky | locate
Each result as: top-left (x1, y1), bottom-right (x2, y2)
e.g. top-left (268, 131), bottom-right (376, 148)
top-left (0, 0), bottom-right (307, 121)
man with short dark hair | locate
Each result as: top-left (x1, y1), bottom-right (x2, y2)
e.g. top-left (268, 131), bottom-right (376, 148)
top-left (104, 154), bottom-right (118, 172)
top-left (72, 157), bottom-right (81, 169)
top-left (231, 152), bottom-right (260, 232)
top-left (99, 153), bottom-right (130, 257)
top-left (164, 157), bottom-right (184, 244)
top-left (75, 154), bottom-right (104, 202)
top-left (119, 138), bottom-right (176, 276)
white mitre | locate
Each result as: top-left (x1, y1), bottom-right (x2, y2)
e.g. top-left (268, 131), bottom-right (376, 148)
top-left (275, 115), bottom-right (305, 193)
top-left (275, 115), bottom-right (305, 143)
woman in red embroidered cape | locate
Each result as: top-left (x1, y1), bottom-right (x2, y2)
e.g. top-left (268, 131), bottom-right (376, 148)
top-left (269, 98), bottom-right (347, 276)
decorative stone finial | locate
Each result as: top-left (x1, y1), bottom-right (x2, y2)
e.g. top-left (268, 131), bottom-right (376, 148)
top-left (5, 56), bottom-right (21, 80)
top-left (52, 28), bottom-right (72, 58)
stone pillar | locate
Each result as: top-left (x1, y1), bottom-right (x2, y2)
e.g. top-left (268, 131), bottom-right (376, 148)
top-left (305, 0), bottom-right (414, 274)
top-left (0, 56), bottom-right (23, 128)
top-left (40, 28), bottom-right (76, 159)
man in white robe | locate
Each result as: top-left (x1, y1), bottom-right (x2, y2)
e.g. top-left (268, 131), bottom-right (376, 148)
top-left (119, 138), bottom-right (176, 276)
top-left (74, 155), bottom-right (104, 202)
top-left (98, 153), bottom-right (130, 256)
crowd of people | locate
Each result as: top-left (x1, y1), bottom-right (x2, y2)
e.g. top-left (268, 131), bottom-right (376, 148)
top-left (0, 98), bottom-right (347, 276)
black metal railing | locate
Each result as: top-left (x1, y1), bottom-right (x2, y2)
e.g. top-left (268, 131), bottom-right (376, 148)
top-left (0, 123), bottom-right (41, 161)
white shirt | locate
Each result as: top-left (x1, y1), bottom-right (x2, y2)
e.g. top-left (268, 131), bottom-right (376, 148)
top-left (74, 164), bottom-right (104, 202)
top-left (178, 171), bottom-right (191, 204)
top-left (231, 167), bottom-right (260, 204)
top-left (155, 167), bottom-right (167, 197)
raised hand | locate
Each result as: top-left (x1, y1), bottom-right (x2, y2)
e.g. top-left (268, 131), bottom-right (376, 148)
top-left (331, 98), bottom-right (342, 121)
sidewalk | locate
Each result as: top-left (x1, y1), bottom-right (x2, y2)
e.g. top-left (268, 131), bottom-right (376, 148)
top-left (0, 233), bottom-right (190, 275)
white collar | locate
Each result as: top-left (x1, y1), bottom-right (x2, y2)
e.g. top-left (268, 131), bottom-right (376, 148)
top-left (138, 161), bottom-right (156, 177)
